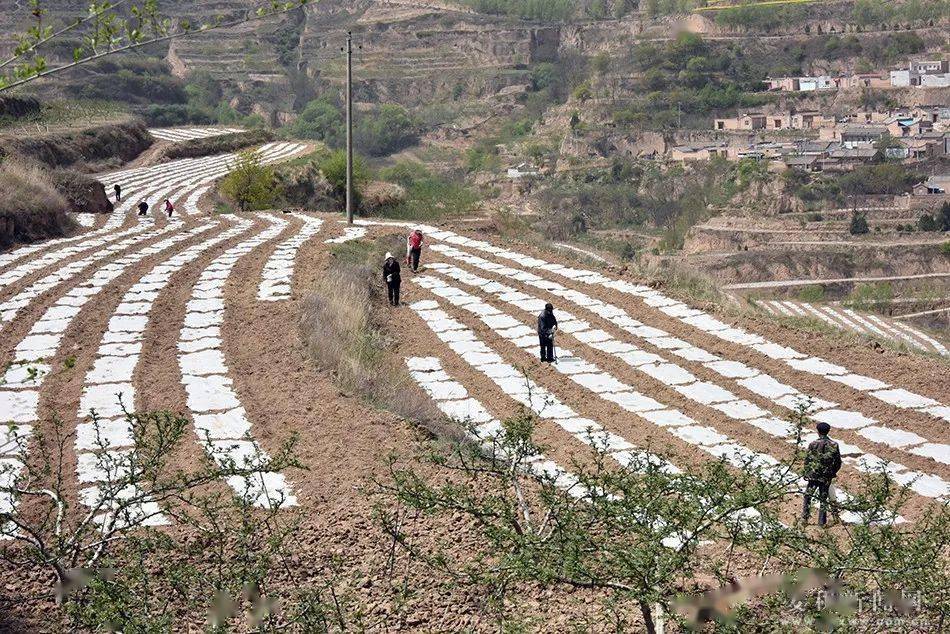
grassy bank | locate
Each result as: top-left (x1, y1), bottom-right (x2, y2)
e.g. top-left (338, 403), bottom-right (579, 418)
top-left (300, 236), bottom-right (461, 441)
top-left (0, 160), bottom-right (76, 250)
top-left (161, 129), bottom-right (276, 160)
top-left (0, 120), bottom-right (152, 170)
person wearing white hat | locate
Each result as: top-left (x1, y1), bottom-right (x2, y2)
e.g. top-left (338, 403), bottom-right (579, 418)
top-left (383, 251), bottom-right (401, 306)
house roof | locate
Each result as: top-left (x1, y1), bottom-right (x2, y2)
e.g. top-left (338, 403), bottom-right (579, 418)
top-left (841, 124), bottom-right (887, 135)
top-left (828, 147), bottom-right (877, 158)
top-left (800, 141), bottom-right (833, 153)
top-left (784, 155), bottom-right (819, 166)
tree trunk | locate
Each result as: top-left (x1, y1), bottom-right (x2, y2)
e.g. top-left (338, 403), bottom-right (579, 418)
top-left (639, 601), bottom-right (656, 634)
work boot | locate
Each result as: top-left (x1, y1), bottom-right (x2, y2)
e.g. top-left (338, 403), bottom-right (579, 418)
top-left (818, 509), bottom-right (827, 527)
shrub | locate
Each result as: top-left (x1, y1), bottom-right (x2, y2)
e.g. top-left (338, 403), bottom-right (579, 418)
top-left (287, 97), bottom-right (345, 147)
top-left (846, 282), bottom-right (893, 312)
top-left (374, 402), bottom-right (950, 631)
top-left (918, 213), bottom-right (938, 232)
top-left (355, 104), bottom-right (418, 157)
top-left (797, 284), bottom-right (825, 302)
top-left (0, 159), bottom-right (75, 249)
top-left (464, 0), bottom-right (576, 21)
top-left (572, 82), bottom-right (592, 102)
top-left (939, 202), bottom-right (950, 232)
top-left (319, 149), bottom-right (369, 202)
top-left (377, 161), bottom-right (479, 220)
top-left (218, 150), bottom-right (277, 212)
top-left (162, 129), bottom-right (276, 160)
top-left (849, 213), bottom-right (870, 235)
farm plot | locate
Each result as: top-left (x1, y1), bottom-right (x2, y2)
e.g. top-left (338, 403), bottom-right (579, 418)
top-left (757, 300), bottom-right (948, 357)
top-left (2, 198), bottom-right (947, 543)
top-left (148, 126), bottom-right (245, 142)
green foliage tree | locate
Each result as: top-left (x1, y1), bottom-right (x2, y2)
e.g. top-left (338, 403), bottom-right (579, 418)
top-left (571, 82), bottom-right (593, 102)
top-left (219, 150), bottom-right (276, 212)
top-left (592, 51), bottom-right (611, 75)
top-left (287, 97), bottom-right (345, 147)
top-left (939, 201), bottom-right (950, 232)
top-left (849, 213), bottom-right (870, 235)
top-left (839, 164), bottom-right (926, 196)
top-left (917, 213), bottom-right (938, 232)
top-left (355, 104), bottom-right (418, 157)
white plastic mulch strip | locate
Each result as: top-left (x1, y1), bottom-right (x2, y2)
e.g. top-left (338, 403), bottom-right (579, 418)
top-left (176, 214), bottom-right (297, 509)
top-left (325, 225), bottom-right (367, 244)
top-left (148, 127), bottom-right (245, 142)
top-left (758, 301), bottom-right (947, 356)
top-left (425, 261), bottom-right (948, 501)
top-left (410, 275), bottom-right (889, 519)
top-left (1, 222), bottom-right (218, 533)
top-left (405, 355), bottom-right (592, 499)
top-left (257, 213), bottom-right (324, 301)
top-left (75, 216), bottom-right (255, 525)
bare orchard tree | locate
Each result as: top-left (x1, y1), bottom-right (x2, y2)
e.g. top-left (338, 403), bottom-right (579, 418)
top-left (0, 0), bottom-right (312, 92)
top-left (372, 406), bottom-right (950, 631)
top-left (0, 408), bottom-right (359, 630)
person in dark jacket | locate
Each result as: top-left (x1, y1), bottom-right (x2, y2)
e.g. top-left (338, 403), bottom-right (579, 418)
top-left (114, 184), bottom-right (122, 202)
top-left (383, 252), bottom-right (401, 306)
top-left (802, 422), bottom-right (842, 526)
top-left (137, 200), bottom-right (149, 217)
top-left (537, 303), bottom-right (558, 362)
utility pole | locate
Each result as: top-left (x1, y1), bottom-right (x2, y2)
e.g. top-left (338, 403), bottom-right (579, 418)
top-left (345, 31), bottom-right (354, 225)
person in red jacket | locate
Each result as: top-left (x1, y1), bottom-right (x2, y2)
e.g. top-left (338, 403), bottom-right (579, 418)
top-left (406, 229), bottom-right (424, 272)
top-left (164, 198), bottom-right (175, 218)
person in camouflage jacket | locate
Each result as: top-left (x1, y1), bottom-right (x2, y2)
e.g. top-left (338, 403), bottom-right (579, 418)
top-left (802, 422), bottom-right (842, 526)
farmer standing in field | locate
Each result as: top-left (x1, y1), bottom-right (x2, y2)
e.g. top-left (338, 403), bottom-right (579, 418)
top-left (114, 183), bottom-right (121, 202)
top-left (164, 198), bottom-right (175, 218)
top-left (537, 303), bottom-right (558, 363)
top-left (406, 228), bottom-right (424, 273)
top-left (383, 252), bottom-right (401, 307)
top-left (801, 422), bottom-right (842, 527)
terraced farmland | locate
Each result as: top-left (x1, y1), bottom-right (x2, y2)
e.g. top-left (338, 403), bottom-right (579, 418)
top-left (2, 147), bottom-right (949, 539)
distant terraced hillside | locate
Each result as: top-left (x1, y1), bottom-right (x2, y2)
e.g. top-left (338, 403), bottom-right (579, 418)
top-left (0, 0), bottom-right (561, 118)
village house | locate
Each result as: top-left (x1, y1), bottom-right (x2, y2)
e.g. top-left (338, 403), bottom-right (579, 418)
top-left (838, 124), bottom-right (887, 147)
top-left (920, 74), bottom-right (950, 88)
top-left (763, 75), bottom-right (836, 92)
top-left (713, 112), bottom-right (766, 131)
top-left (912, 175), bottom-right (950, 196)
top-left (845, 73), bottom-right (891, 89)
top-left (713, 111), bottom-right (834, 132)
top-left (782, 155), bottom-right (822, 172)
top-left (670, 143), bottom-right (729, 162)
top-left (890, 59), bottom-right (950, 87)
top-left (910, 59), bottom-right (949, 74)
top-left (885, 115), bottom-right (932, 138)
top-left (910, 105), bottom-right (950, 124)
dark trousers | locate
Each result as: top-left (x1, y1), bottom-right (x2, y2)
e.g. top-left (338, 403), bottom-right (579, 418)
top-left (539, 335), bottom-right (554, 362)
top-left (802, 479), bottom-right (831, 525)
top-left (387, 280), bottom-right (401, 306)
top-left (409, 248), bottom-right (421, 272)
